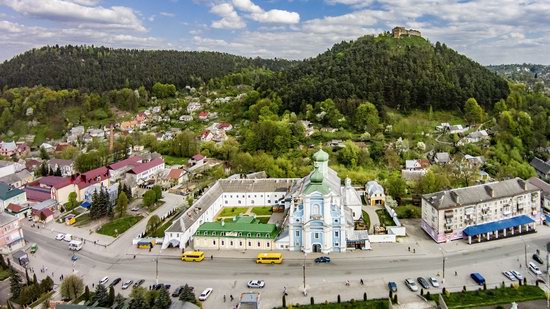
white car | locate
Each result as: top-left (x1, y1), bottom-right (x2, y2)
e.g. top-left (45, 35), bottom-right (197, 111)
top-left (198, 288), bottom-right (213, 301)
top-left (63, 234), bottom-right (72, 242)
top-left (529, 262), bottom-right (542, 276)
top-left (404, 278), bottom-right (418, 292)
top-left (247, 280), bottom-right (265, 288)
top-left (429, 277), bottom-right (439, 287)
top-left (503, 271), bottom-right (516, 281)
top-left (131, 207), bottom-right (139, 212)
top-left (122, 280), bottom-right (133, 290)
top-left (99, 276), bottom-right (109, 285)
top-left (55, 233), bottom-right (65, 240)
top-left (511, 270), bottom-right (523, 281)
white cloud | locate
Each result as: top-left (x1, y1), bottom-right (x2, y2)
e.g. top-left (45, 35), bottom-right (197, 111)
top-left (210, 3), bottom-right (246, 29)
top-left (232, 0), bottom-right (300, 24)
top-left (0, 0), bottom-right (145, 31)
top-left (159, 12), bottom-right (175, 17)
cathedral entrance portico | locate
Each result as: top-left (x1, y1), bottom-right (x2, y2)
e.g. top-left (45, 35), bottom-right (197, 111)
top-left (312, 243), bottom-right (321, 253)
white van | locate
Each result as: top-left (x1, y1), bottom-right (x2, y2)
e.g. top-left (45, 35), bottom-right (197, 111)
top-left (69, 240), bottom-right (83, 251)
top-left (63, 234), bottom-right (72, 242)
top-left (529, 262), bottom-right (542, 276)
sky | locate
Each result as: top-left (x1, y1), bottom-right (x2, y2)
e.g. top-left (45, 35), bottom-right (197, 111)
top-left (0, 0), bottom-right (549, 64)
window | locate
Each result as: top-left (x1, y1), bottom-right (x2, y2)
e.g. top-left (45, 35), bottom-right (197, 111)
top-left (239, 241), bottom-right (243, 246)
top-left (335, 219), bottom-right (339, 223)
top-left (314, 233), bottom-right (320, 239)
top-left (212, 232), bottom-right (216, 236)
top-left (295, 231), bottom-right (300, 237)
top-left (335, 242), bottom-right (339, 246)
top-left (267, 242), bottom-right (270, 247)
top-left (230, 241), bottom-right (233, 246)
top-left (238, 200), bottom-right (241, 204)
top-left (238, 232), bottom-right (242, 236)
top-left (313, 204), bottom-right (320, 215)
top-left (335, 231), bottom-right (339, 237)
top-left (225, 200), bottom-right (228, 204)
top-left (248, 241), bottom-right (251, 246)
top-left (213, 240), bottom-right (216, 245)
top-left (268, 200), bottom-right (271, 203)
top-left (247, 233), bottom-right (251, 237)
top-left (256, 233), bottom-right (260, 237)
top-left (257, 242), bottom-right (261, 247)
top-left (221, 240), bottom-right (224, 245)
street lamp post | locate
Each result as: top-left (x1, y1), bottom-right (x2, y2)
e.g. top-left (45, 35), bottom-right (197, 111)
top-left (303, 253), bottom-right (307, 292)
top-left (154, 257), bottom-right (159, 285)
top-left (439, 247), bottom-right (446, 285)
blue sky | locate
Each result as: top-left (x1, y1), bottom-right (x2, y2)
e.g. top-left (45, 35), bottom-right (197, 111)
top-left (0, 0), bottom-right (549, 64)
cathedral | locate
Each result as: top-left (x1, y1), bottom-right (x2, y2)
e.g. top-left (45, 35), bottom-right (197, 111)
top-left (285, 149), bottom-right (362, 253)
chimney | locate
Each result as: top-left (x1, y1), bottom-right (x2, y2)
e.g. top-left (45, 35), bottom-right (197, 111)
top-left (450, 191), bottom-right (460, 204)
top-left (517, 179), bottom-right (527, 190)
top-left (484, 185), bottom-right (495, 198)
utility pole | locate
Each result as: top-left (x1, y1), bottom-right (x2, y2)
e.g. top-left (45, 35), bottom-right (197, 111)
top-left (155, 257), bottom-right (159, 285)
top-left (303, 252), bottom-right (307, 295)
top-left (524, 241), bottom-right (528, 270)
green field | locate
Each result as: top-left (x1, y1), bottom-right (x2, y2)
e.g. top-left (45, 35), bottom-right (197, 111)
top-left (394, 205), bottom-right (421, 219)
top-left (274, 299), bottom-right (389, 309)
top-left (251, 206), bottom-right (273, 216)
top-left (218, 207), bottom-right (247, 217)
top-left (163, 155), bottom-right (188, 166)
top-left (97, 215), bottom-right (143, 236)
top-left (440, 285), bottom-right (546, 309)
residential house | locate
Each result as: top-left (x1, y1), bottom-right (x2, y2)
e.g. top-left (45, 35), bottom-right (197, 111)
top-left (326, 139), bottom-right (345, 148)
top-left (88, 128), bottom-right (105, 139)
top-left (0, 160), bottom-right (17, 179)
top-left (449, 125), bottom-right (468, 135)
top-left (464, 155), bottom-right (485, 166)
top-left (31, 199), bottom-right (57, 223)
top-left (0, 141), bottom-right (17, 157)
top-left (25, 159), bottom-right (41, 173)
top-left (186, 102), bottom-right (201, 113)
top-left (54, 143), bottom-right (71, 153)
top-left (5, 203), bottom-right (31, 219)
top-left (107, 156), bottom-right (142, 180)
top-left (0, 183), bottom-right (27, 212)
top-left (300, 120), bottom-right (314, 137)
top-left (0, 213), bottom-right (25, 253)
top-left (34, 176), bottom-right (75, 204)
top-left (365, 181), bottom-right (385, 206)
top-left (73, 167), bottom-right (111, 201)
top-left (458, 130), bottom-right (490, 146)
top-left (164, 169), bottom-right (187, 186)
top-left (402, 159), bottom-right (430, 180)
top-left (217, 122), bottom-right (233, 131)
top-left (436, 123), bottom-right (451, 132)
top-left (433, 152), bottom-right (451, 164)
top-left (179, 115), bottom-right (193, 122)
top-left (421, 178), bottom-right (541, 243)
top-left (48, 159), bottom-right (75, 177)
top-left (126, 157), bottom-right (165, 185)
top-left (188, 154), bottom-right (207, 169)
top-left (528, 177), bottom-right (550, 214)
top-left (531, 157), bottom-right (550, 179)
top-left (40, 143), bottom-right (54, 153)
top-left (198, 111), bottom-right (209, 121)
top-left (0, 170), bottom-right (33, 188)
top-left (200, 130), bottom-right (214, 142)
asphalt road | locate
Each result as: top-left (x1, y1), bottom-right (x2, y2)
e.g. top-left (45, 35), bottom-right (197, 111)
top-left (23, 226), bottom-right (550, 309)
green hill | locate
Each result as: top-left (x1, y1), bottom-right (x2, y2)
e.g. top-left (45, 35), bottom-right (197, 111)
top-left (0, 45), bottom-right (294, 91)
top-left (258, 34), bottom-right (510, 112)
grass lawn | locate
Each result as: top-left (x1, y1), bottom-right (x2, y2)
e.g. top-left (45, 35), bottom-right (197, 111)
top-left (362, 210), bottom-right (371, 231)
top-left (274, 299), bottom-right (389, 309)
top-left (375, 209), bottom-right (395, 226)
top-left (440, 285), bottom-right (546, 309)
top-left (394, 205), bottom-right (421, 219)
top-left (74, 213), bottom-right (92, 226)
top-left (218, 207), bottom-right (248, 217)
top-left (163, 155), bottom-right (188, 166)
top-left (0, 267), bottom-right (10, 280)
top-left (256, 217), bottom-right (270, 224)
top-left (97, 215), bottom-right (143, 236)
top-left (251, 206), bottom-right (273, 216)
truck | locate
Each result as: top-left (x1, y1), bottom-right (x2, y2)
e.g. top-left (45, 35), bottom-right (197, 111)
top-left (69, 240), bottom-right (83, 251)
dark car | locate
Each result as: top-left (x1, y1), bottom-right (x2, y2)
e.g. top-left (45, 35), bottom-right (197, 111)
top-left (388, 281), bottom-right (397, 293)
top-left (314, 256), bottom-right (331, 263)
top-left (110, 278), bottom-right (121, 287)
top-left (533, 254), bottom-right (544, 265)
top-left (133, 279), bottom-right (145, 288)
top-left (172, 286), bottom-right (183, 297)
top-left (417, 277), bottom-right (430, 289)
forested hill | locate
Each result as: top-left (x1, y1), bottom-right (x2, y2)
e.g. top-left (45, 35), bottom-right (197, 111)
top-left (259, 34), bottom-right (510, 112)
top-left (0, 45), bottom-right (295, 91)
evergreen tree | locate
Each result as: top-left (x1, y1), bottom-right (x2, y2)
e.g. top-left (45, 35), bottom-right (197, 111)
top-left (114, 293), bottom-right (126, 309)
top-left (54, 166), bottom-right (62, 176)
top-left (39, 276), bottom-right (54, 293)
top-left (115, 192), bottom-right (129, 218)
top-left (108, 285), bottom-right (115, 306)
top-left (153, 287), bottom-right (172, 309)
top-left (90, 190), bottom-right (100, 219)
top-left (92, 284), bottom-right (109, 307)
top-left (179, 284), bottom-right (196, 304)
top-left (83, 285), bottom-right (90, 301)
top-left (9, 268), bottom-right (23, 300)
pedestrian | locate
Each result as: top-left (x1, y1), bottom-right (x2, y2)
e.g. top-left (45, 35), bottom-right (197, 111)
top-left (230, 295), bottom-right (233, 301)
top-left (360, 278), bottom-right (364, 285)
top-left (92, 283), bottom-right (95, 288)
top-left (134, 255), bottom-right (136, 259)
top-left (211, 255), bottom-right (213, 260)
top-left (455, 271), bottom-right (457, 276)
top-left (413, 248), bottom-right (416, 253)
top-left (224, 295), bottom-right (226, 302)
top-left (408, 246), bottom-right (410, 252)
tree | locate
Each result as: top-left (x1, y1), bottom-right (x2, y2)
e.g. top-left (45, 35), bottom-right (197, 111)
top-left (67, 192), bottom-right (78, 211)
top-left (114, 293), bottom-right (126, 309)
top-left (92, 283), bottom-right (109, 307)
top-left (147, 215), bottom-right (161, 232)
top-left (386, 173), bottom-right (407, 203)
top-left (153, 287), bottom-right (172, 309)
top-left (353, 102), bottom-right (380, 133)
top-left (83, 285), bottom-right (90, 301)
top-left (179, 284), bottom-right (196, 304)
top-left (60, 275), bottom-right (84, 301)
top-left (39, 146), bottom-right (50, 160)
top-left (108, 286), bottom-right (115, 307)
top-left (115, 192), bottom-right (129, 218)
top-left (9, 268), bottom-right (23, 300)
top-left (129, 287), bottom-right (148, 309)
top-left (152, 185), bottom-right (162, 201)
top-left (338, 141), bottom-right (361, 167)
top-left (18, 284), bottom-right (40, 305)
top-left (464, 98), bottom-right (484, 125)
top-left (143, 190), bottom-right (157, 208)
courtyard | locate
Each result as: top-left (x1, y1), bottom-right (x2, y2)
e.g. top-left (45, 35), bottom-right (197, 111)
top-left (215, 205), bottom-right (285, 225)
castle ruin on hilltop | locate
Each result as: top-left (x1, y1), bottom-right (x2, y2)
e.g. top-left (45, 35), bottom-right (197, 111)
top-left (392, 27), bottom-right (421, 38)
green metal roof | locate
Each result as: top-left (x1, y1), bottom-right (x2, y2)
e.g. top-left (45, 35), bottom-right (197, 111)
top-left (195, 216), bottom-right (278, 239)
top-left (313, 148), bottom-right (329, 162)
top-left (303, 167), bottom-right (331, 195)
top-left (0, 183), bottom-right (25, 201)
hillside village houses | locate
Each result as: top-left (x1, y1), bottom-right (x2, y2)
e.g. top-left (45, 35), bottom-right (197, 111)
top-left (47, 159), bottom-right (75, 177)
top-left (528, 177), bottom-right (550, 215)
top-left (365, 181), bottom-right (386, 206)
top-left (530, 157), bottom-right (550, 180)
top-left (421, 178), bottom-right (542, 244)
top-left (0, 183), bottom-right (27, 211)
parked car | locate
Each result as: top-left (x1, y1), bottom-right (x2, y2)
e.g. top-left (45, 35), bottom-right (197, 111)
top-left (388, 281), bottom-right (397, 293)
top-left (131, 207), bottom-right (140, 212)
top-left (511, 270), bottom-right (523, 281)
top-left (417, 277), bottom-right (430, 289)
top-left (63, 234), bottom-right (72, 242)
top-left (172, 286), bottom-right (184, 297)
top-left (503, 271), bottom-right (516, 281)
top-left (404, 278), bottom-right (418, 292)
top-left (122, 280), bottom-right (133, 290)
top-left (198, 288), bottom-right (213, 301)
top-left (110, 278), bottom-right (121, 287)
top-left (529, 262), bottom-right (543, 276)
top-left (429, 277), bottom-right (439, 288)
top-left (314, 256), bottom-right (331, 264)
top-left (247, 280), bottom-right (265, 288)
top-left (133, 279), bottom-right (145, 287)
top-left (533, 254), bottom-right (544, 265)
top-left (470, 273), bottom-right (485, 285)
top-left (71, 255), bottom-right (78, 262)
top-left (99, 276), bottom-right (109, 285)
top-left (55, 233), bottom-right (65, 240)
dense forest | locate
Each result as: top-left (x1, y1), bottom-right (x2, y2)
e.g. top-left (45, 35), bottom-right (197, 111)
top-left (258, 34), bottom-right (510, 112)
top-left (0, 45), bottom-right (295, 91)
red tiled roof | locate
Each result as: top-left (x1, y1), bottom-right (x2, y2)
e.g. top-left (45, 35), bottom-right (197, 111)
top-left (191, 154), bottom-right (204, 161)
top-left (41, 208), bottom-right (54, 217)
top-left (168, 169), bottom-right (184, 179)
top-left (26, 159), bottom-right (41, 171)
top-left (108, 156), bottom-right (142, 171)
top-left (128, 158), bottom-right (164, 175)
top-left (39, 176), bottom-right (72, 189)
top-left (218, 122), bottom-right (231, 129)
top-left (25, 187), bottom-right (52, 202)
top-left (6, 203), bottom-right (26, 213)
top-left (199, 111), bottom-right (208, 117)
top-left (73, 166), bottom-right (109, 189)
top-left (55, 143), bottom-right (71, 152)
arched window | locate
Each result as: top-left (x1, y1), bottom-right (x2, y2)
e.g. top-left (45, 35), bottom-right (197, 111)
top-left (313, 204), bottom-right (320, 215)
